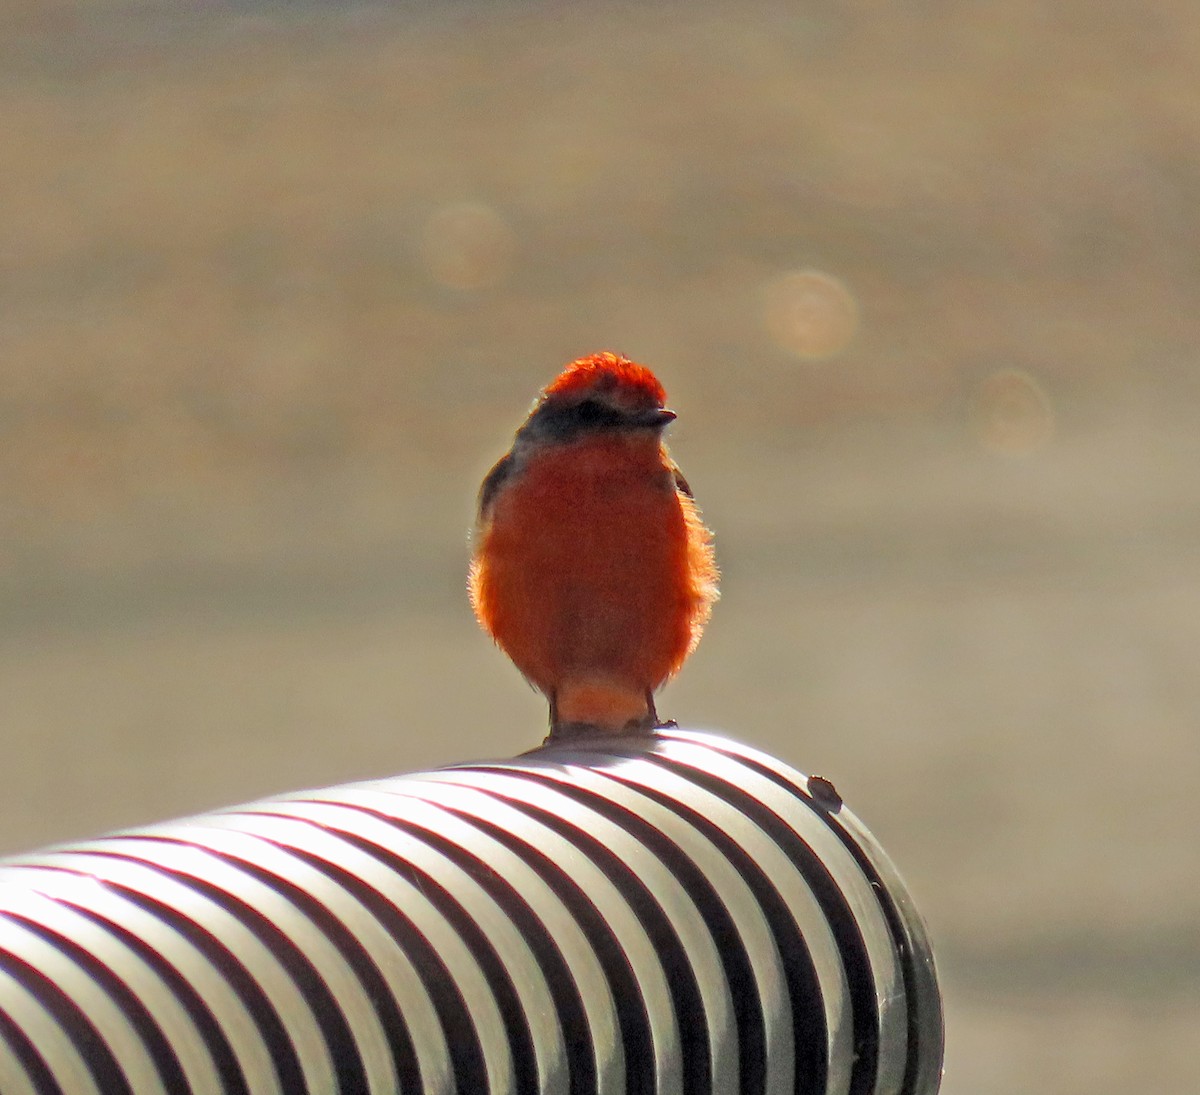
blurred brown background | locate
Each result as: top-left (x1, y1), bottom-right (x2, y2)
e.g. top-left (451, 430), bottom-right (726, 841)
top-left (3, 1), bottom-right (1198, 1091)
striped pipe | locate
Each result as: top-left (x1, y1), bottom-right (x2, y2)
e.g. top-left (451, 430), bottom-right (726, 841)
top-left (0, 728), bottom-right (942, 1094)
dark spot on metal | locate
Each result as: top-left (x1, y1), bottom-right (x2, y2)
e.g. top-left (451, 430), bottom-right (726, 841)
top-left (807, 774), bottom-right (843, 813)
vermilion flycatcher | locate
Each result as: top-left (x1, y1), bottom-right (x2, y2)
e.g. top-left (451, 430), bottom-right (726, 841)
top-left (469, 352), bottom-right (719, 740)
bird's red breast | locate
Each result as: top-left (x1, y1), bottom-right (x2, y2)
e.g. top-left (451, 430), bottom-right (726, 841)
top-left (469, 353), bottom-right (718, 733)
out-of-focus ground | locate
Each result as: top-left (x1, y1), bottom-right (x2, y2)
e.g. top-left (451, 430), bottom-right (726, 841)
top-left (3, 1), bottom-right (1199, 1090)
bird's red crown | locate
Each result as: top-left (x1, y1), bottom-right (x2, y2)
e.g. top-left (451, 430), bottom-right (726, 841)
top-left (543, 352), bottom-right (667, 407)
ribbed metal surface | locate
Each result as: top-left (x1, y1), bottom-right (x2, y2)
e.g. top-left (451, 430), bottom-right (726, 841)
top-left (0, 728), bottom-right (943, 1094)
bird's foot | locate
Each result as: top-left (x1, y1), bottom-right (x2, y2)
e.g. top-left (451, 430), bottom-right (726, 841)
top-left (545, 719), bottom-right (607, 744)
top-left (545, 716), bottom-right (659, 744)
top-left (637, 689), bottom-right (681, 732)
top-left (538, 686), bottom-right (679, 744)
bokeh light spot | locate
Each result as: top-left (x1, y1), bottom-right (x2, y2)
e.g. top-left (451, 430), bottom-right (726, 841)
top-left (762, 269), bottom-right (859, 360)
top-left (970, 368), bottom-right (1055, 455)
top-left (422, 202), bottom-right (516, 290)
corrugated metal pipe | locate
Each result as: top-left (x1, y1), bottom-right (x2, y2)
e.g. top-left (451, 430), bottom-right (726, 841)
top-left (0, 728), bottom-right (942, 1094)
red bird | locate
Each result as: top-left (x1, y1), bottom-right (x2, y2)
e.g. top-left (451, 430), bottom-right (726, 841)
top-left (469, 352), bottom-right (718, 740)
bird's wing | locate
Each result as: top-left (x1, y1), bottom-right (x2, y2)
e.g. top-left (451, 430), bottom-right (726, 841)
top-left (477, 452), bottom-right (515, 519)
top-left (671, 463), bottom-right (694, 498)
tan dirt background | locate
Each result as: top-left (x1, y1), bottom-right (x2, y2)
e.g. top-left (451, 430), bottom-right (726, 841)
top-left (3, 2), bottom-right (1199, 1091)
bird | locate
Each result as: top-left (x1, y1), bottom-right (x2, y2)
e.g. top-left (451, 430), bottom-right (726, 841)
top-left (468, 351), bottom-right (718, 741)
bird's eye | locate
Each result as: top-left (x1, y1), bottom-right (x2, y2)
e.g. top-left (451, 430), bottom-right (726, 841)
top-left (531, 395), bottom-right (623, 439)
top-left (575, 399), bottom-right (605, 422)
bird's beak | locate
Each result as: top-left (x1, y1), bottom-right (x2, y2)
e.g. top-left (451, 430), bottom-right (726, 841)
top-left (646, 408), bottom-right (677, 428)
